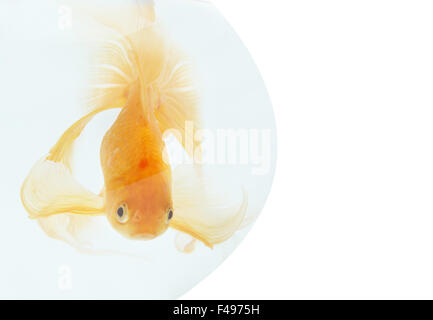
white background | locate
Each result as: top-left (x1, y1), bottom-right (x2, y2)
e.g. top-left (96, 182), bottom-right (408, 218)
top-left (184, 0), bottom-right (433, 299)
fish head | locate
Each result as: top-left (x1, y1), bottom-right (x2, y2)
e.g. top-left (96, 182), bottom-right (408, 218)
top-left (105, 169), bottom-right (173, 240)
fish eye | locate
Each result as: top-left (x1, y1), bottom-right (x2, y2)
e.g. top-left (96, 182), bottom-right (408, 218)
top-left (167, 207), bottom-right (174, 222)
top-left (116, 204), bottom-right (129, 224)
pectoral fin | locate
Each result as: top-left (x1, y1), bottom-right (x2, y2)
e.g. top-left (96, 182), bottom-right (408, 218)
top-left (170, 165), bottom-right (248, 248)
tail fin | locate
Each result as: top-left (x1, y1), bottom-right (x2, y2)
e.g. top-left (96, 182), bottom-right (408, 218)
top-left (75, 0), bottom-right (201, 156)
top-left (153, 48), bottom-right (201, 158)
top-left (67, 0), bottom-right (157, 114)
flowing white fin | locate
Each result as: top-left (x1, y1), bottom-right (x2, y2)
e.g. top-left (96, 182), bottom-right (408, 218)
top-left (63, 0), bottom-right (156, 37)
top-left (155, 48), bottom-right (201, 158)
top-left (175, 232), bottom-right (197, 254)
top-left (63, 0), bottom-right (154, 114)
top-left (84, 38), bottom-right (131, 117)
top-left (20, 108), bottom-right (116, 219)
top-left (37, 214), bottom-right (102, 251)
top-left (37, 214), bottom-right (152, 260)
top-left (170, 165), bottom-right (248, 248)
top-left (21, 159), bottom-right (104, 219)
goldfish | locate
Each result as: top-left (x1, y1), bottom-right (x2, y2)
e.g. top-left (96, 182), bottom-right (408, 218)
top-left (20, 1), bottom-right (247, 253)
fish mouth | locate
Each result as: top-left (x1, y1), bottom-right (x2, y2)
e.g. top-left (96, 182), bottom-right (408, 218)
top-left (130, 232), bottom-right (157, 240)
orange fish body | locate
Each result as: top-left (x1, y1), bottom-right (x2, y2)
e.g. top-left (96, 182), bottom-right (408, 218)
top-left (101, 85), bottom-right (173, 239)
